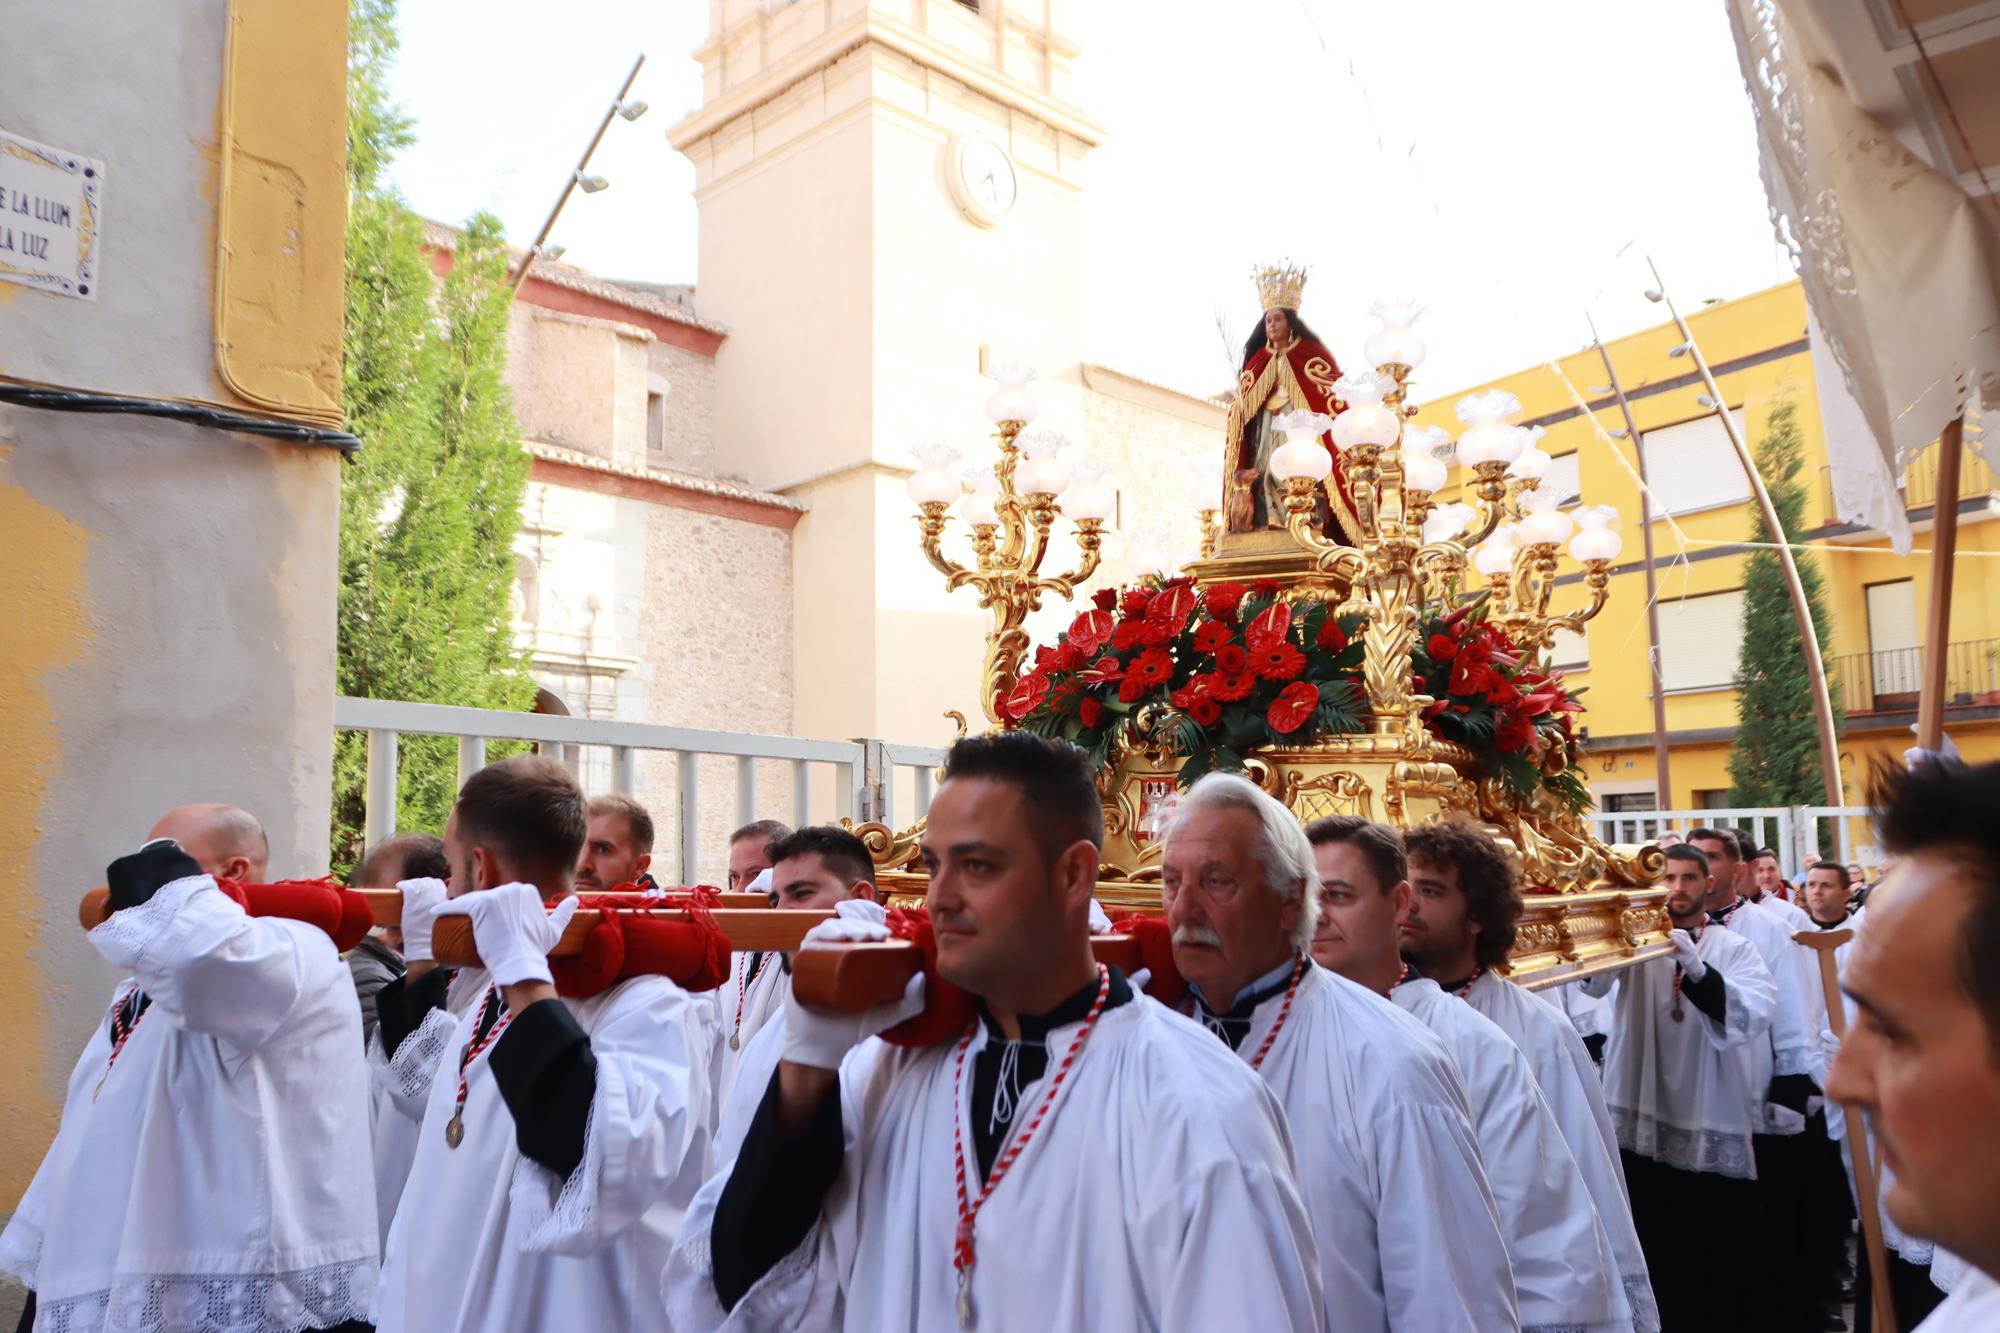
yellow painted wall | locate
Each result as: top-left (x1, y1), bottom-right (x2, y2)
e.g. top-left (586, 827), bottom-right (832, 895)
top-left (1412, 280), bottom-right (2000, 813)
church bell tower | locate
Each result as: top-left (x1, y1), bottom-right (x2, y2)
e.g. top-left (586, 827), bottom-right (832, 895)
top-left (669, 0), bottom-right (1103, 745)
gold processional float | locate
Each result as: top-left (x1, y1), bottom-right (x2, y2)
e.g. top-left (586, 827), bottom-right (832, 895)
top-left (873, 263), bottom-right (1671, 988)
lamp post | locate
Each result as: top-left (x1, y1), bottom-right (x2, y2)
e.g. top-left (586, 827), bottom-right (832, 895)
top-left (508, 54), bottom-right (649, 293)
top-left (908, 365), bottom-right (1115, 723)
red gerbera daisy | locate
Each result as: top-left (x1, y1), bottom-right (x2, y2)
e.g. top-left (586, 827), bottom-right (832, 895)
top-left (1250, 641), bottom-right (1307, 681)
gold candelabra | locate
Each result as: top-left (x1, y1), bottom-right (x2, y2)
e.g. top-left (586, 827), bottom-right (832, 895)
top-left (907, 368), bottom-right (1114, 724)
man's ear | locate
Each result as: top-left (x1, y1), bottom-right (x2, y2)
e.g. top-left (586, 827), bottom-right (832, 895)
top-left (219, 855), bottom-right (255, 884)
top-left (1056, 841), bottom-right (1100, 913)
top-left (851, 880), bottom-right (878, 903)
top-left (634, 852), bottom-right (652, 877)
top-left (470, 845), bottom-right (499, 892)
top-left (1392, 880), bottom-right (1412, 918)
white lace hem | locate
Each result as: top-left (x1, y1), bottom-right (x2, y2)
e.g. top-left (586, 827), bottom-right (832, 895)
top-left (0, 1210), bottom-right (43, 1285)
top-left (511, 1067), bottom-right (605, 1255)
top-left (1624, 1273), bottom-right (1661, 1333)
top-left (1611, 1106), bottom-right (1757, 1180)
top-left (86, 876), bottom-right (213, 969)
top-left (35, 1256), bottom-right (378, 1333)
top-left (383, 1006), bottom-right (458, 1112)
top-left (1773, 1043), bottom-right (1814, 1078)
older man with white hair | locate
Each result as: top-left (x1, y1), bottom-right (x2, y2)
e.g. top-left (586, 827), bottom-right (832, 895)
top-left (1162, 772), bottom-right (1518, 1332)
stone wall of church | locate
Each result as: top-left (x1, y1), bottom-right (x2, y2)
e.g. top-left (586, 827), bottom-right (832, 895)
top-left (647, 340), bottom-right (717, 476)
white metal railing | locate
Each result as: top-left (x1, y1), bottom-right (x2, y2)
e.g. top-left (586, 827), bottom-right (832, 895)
top-left (1587, 804), bottom-right (1877, 877)
top-left (334, 698), bottom-right (949, 885)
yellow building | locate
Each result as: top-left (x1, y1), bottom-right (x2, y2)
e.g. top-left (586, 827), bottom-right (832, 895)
top-left (1410, 280), bottom-right (2000, 821)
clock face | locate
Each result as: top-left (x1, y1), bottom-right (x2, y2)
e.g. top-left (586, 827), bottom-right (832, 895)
top-left (952, 136), bottom-right (1017, 226)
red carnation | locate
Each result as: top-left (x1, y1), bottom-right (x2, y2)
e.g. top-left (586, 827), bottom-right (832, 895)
top-left (1211, 669), bottom-right (1257, 702)
top-left (1078, 696), bottom-right (1104, 728)
top-left (1120, 588), bottom-right (1153, 618)
top-left (1495, 713), bottom-right (1536, 753)
top-left (1112, 620), bottom-right (1149, 652)
top-left (1092, 587), bottom-right (1118, 612)
top-left (1317, 619), bottom-right (1350, 652)
top-left (1117, 675), bottom-right (1148, 703)
top-left (1205, 582), bottom-right (1249, 620)
top-left (1267, 681), bottom-right (1320, 734)
top-left (1214, 644), bottom-right (1249, 675)
top-left (1427, 632), bottom-right (1459, 661)
top-left (1485, 677), bottom-right (1518, 707)
top-left (1192, 620), bottom-right (1234, 654)
top-left (1126, 647), bottom-right (1174, 693)
top-left (1188, 695), bottom-right (1222, 726)
top-left (1251, 641), bottom-right (1307, 681)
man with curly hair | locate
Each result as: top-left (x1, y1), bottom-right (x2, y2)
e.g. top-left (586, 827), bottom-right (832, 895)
top-left (1400, 818), bottom-right (1660, 1332)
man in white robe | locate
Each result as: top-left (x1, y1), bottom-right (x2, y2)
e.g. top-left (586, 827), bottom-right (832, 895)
top-left (371, 756), bottom-right (715, 1332)
top-left (1398, 819), bottom-right (1659, 1331)
top-left (1580, 842), bottom-right (1776, 1331)
top-left (663, 731), bottom-right (1323, 1330)
top-left (712, 829), bottom-right (881, 1117)
top-left (0, 806), bottom-right (378, 1332)
top-left (1161, 775), bottom-right (1514, 1332)
top-left (1821, 757), bottom-right (2000, 1332)
top-left (1306, 813), bottom-right (1630, 1332)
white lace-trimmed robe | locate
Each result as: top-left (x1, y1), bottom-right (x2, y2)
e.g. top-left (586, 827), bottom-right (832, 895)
top-left (1249, 964), bottom-right (1517, 1332)
top-left (1593, 926), bottom-right (1775, 1180)
top-left (1916, 1265), bottom-right (2000, 1331)
top-left (365, 967), bottom-right (490, 1246)
top-left (371, 973), bottom-right (715, 1332)
top-left (1394, 978), bottom-right (1628, 1333)
top-left (1713, 899), bottom-right (1816, 1135)
top-left (0, 875), bottom-right (379, 1331)
top-left (711, 1001), bottom-right (789, 1170)
top-left (1466, 973), bottom-right (1659, 1333)
top-left (662, 994), bottom-right (1325, 1331)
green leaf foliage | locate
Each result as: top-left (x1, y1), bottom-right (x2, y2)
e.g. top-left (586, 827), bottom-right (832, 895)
top-left (332, 0), bottom-right (535, 874)
top-left (1727, 400), bottom-right (1843, 805)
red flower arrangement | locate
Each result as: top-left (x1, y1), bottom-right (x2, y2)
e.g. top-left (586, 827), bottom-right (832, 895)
top-left (1008, 577), bottom-right (1589, 809)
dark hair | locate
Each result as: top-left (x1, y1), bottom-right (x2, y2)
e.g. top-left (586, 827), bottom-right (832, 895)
top-left (356, 833), bottom-right (448, 886)
top-left (942, 731), bottom-right (1102, 861)
top-left (1686, 827), bottom-right (1740, 863)
top-left (768, 825), bottom-right (874, 888)
top-left (1730, 828), bottom-right (1758, 862)
top-left (587, 794), bottom-right (655, 854)
top-left (1664, 843), bottom-right (1711, 873)
top-left (1305, 815), bottom-right (1406, 893)
top-left (1803, 859), bottom-right (1850, 882)
top-left (1402, 818), bottom-right (1520, 971)
top-left (454, 756), bottom-right (587, 879)
top-left (1756, 847), bottom-right (1781, 863)
top-left (1871, 758), bottom-right (2000, 1059)
top-left (1239, 307), bottom-right (1327, 368)
top-left (730, 818), bottom-right (792, 861)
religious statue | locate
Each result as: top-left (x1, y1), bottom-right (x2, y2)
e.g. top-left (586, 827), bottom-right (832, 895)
top-left (1224, 263), bottom-right (1359, 544)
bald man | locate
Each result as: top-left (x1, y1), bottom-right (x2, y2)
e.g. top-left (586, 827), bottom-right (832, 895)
top-left (147, 802), bottom-right (270, 882)
top-left (0, 811), bottom-right (377, 1330)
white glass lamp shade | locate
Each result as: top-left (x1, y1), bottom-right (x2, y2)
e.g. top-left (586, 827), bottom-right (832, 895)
top-left (1329, 373), bottom-right (1400, 451)
top-left (1399, 448), bottom-right (1449, 494)
top-left (1364, 301), bottom-right (1428, 371)
top-left (1403, 423), bottom-right (1453, 462)
top-left (1126, 527), bottom-right (1172, 577)
top-left (1421, 501), bottom-right (1477, 545)
top-left (958, 477), bottom-right (1001, 527)
top-left (1187, 469), bottom-right (1224, 513)
top-left (907, 442), bottom-right (963, 506)
top-left (1016, 430), bottom-right (1073, 496)
top-left (1518, 501), bottom-right (1574, 547)
top-left (984, 361), bottom-right (1040, 425)
top-left (1066, 463), bottom-right (1116, 521)
top-left (1454, 390), bottom-right (1525, 467)
top-left (1508, 444), bottom-right (1552, 481)
top-left (1270, 410), bottom-right (1335, 481)
top-left (1472, 530), bottom-right (1521, 577)
top-left (1569, 505), bottom-right (1624, 562)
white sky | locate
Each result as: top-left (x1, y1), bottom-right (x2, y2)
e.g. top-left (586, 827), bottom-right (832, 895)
top-left (385, 0), bottom-right (1793, 400)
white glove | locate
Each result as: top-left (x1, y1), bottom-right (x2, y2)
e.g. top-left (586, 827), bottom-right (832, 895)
top-left (395, 877), bottom-right (449, 964)
top-left (780, 915), bottom-right (926, 1069)
top-left (833, 897), bottom-right (888, 928)
top-left (1088, 899), bottom-right (1112, 933)
top-left (433, 883), bottom-right (580, 987)
top-left (1820, 1027), bottom-right (1843, 1075)
top-left (1904, 727), bottom-right (1961, 771)
top-left (1129, 967), bottom-right (1153, 994)
top-left (1670, 928), bottom-right (1706, 982)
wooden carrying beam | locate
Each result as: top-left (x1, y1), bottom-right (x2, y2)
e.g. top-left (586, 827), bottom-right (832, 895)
top-left (76, 886), bottom-right (772, 931)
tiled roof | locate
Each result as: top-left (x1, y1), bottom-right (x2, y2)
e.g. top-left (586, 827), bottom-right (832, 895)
top-left (421, 219), bottom-right (728, 336)
top-left (525, 440), bottom-right (805, 512)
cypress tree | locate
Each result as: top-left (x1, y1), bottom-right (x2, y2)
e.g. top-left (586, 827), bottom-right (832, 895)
top-left (332, 0), bottom-right (535, 872)
top-left (1727, 399), bottom-right (1842, 806)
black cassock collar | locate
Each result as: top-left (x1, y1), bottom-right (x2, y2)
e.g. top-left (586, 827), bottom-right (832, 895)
top-left (967, 968), bottom-right (1134, 1184)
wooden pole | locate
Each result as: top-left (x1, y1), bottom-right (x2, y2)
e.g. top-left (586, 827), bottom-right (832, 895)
top-left (1588, 318), bottom-right (1674, 807)
top-left (1916, 415), bottom-right (1965, 751)
top-left (508, 54), bottom-right (646, 292)
top-left (1649, 260), bottom-right (1845, 808)
top-left (1796, 928), bottom-right (1897, 1333)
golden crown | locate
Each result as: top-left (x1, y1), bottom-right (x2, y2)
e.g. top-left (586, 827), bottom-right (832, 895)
top-left (1253, 261), bottom-right (1309, 312)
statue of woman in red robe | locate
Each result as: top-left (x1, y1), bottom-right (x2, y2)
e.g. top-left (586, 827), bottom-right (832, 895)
top-left (1224, 265), bottom-right (1360, 545)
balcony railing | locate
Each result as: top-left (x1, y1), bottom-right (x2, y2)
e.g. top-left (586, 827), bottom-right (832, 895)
top-left (1832, 638), bottom-right (2000, 715)
top-left (1818, 443), bottom-right (1996, 522)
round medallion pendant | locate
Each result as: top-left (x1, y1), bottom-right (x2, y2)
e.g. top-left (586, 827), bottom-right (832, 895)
top-left (445, 1111), bottom-right (465, 1148)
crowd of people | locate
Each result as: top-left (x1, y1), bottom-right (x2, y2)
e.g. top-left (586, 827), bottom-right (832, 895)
top-left (4, 737), bottom-right (1997, 1332)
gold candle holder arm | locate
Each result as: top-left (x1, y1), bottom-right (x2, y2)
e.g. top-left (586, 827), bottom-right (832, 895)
top-left (1033, 517), bottom-right (1106, 594)
top-left (917, 502), bottom-right (972, 584)
top-left (1459, 461), bottom-right (1513, 549)
top-left (1544, 560), bottom-right (1614, 635)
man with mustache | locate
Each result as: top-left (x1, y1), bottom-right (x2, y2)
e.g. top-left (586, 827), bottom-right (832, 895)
top-left (1307, 814), bottom-right (1631, 1333)
top-left (1162, 774), bottom-right (1514, 1331)
top-left (665, 732), bottom-right (1322, 1329)
top-left (1580, 842), bottom-right (1777, 1331)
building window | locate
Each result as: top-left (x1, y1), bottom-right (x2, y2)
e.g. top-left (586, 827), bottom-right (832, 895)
top-left (1601, 791), bottom-right (1658, 813)
top-left (1694, 788), bottom-right (1735, 810)
top-left (1543, 452), bottom-right (1582, 509)
top-left (1656, 588), bottom-right (1745, 692)
top-left (1638, 412), bottom-right (1750, 515)
top-left (1550, 624), bottom-right (1589, 671)
top-left (646, 390), bottom-right (667, 462)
